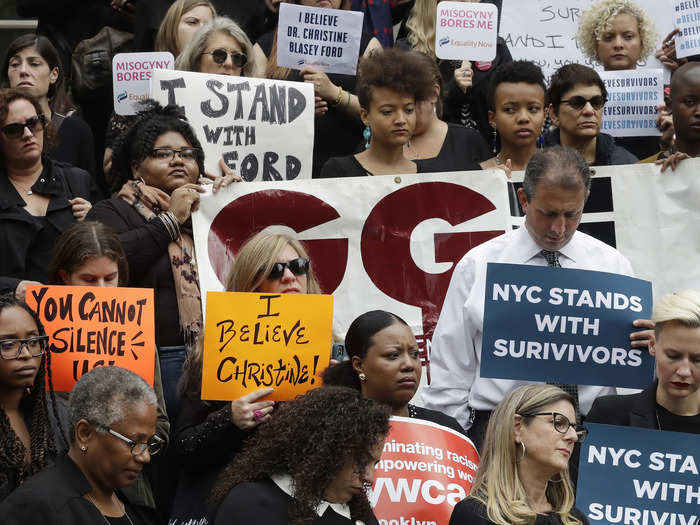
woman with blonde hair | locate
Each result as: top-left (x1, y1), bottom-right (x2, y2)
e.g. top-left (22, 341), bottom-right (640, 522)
top-left (169, 229), bottom-right (321, 524)
top-left (155, 0), bottom-right (216, 56)
top-left (450, 384), bottom-right (587, 525)
top-left (588, 290), bottom-right (700, 434)
top-left (576, 0), bottom-right (660, 159)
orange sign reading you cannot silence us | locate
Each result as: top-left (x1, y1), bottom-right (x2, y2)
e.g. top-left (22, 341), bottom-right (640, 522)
top-left (26, 285), bottom-right (156, 391)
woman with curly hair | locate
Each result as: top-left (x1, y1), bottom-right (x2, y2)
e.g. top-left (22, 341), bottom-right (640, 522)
top-left (449, 384), bottom-right (587, 525)
top-left (320, 48), bottom-right (435, 177)
top-left (0, 293), bottom-right (67, 502)
top-left (211, 386), bottom-right (390, 525)
top-left (169, 229), bottom-right (322, 525)
top-left (88, 101), bottom-right (233, 422)
top-left (576, 0), bottom-right (661, 159)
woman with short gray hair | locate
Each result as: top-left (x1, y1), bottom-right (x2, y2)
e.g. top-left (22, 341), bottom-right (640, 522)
top-left (175, 16), bottom-right (255, 77)
top-left (0, 366), bottom-right (162, 525)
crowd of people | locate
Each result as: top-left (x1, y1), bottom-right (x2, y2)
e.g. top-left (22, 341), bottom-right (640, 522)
top-left (0, 0), bottom-right (698, 524)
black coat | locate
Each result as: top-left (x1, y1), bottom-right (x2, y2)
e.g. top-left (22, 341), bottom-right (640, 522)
top-left (0, 453), bottom-right (157, 525)
top-left (543, 128), bottom-right (638, 166)
top-left (0, 157), bottom-right (101, 295)
top-left (586, 382), bottom-right (658, 429)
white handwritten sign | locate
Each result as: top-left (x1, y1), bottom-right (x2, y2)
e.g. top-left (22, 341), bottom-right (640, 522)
top-left (435, 1), bottom-right (498, 61)
top-left (150, 69), bottom-right (314, 180)
top-left (113, 52), bottom-right (174, 115)
top-left (674, 0), bottom-right (700, 58)
top-left (500, 0), bottom-right (674, 80)
top-left (277, 3), bottom-right (364, 75)
top-left (600, 69), bottom-right (663, 137)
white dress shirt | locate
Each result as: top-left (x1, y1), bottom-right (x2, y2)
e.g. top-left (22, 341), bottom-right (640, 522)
top-left (271, 473), bottom-right (360, 522)
top-left (422, 226), bottom-right (635, 430)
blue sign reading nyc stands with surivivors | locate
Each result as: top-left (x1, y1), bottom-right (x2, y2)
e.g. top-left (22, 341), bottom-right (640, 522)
top-left (577, 423), bottom-right (700, 525)
top-left (481, 263), bottom-right (653, 389)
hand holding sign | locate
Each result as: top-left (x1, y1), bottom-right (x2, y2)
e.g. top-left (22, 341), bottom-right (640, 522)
top-left (230, 387), bottom-right (275, 429)
top-left (301, 66), bottom-right (337, 101)
top-left (453, 61), bottom-right (473, 93)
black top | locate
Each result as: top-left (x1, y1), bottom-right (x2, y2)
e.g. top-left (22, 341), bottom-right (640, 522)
top-left (587, 381), bottom-right (700, 434)
top-left (409, 404), bottom-right (466, 436)
top-left (214, 477), bottom-right (379, 525)
top-left (168, 396), bottom-right (251, 525)
top-left (86, 198), bottom-right (184, 347)
top-left (415, 123), bottom-right (491, 173)
top-left (50, 113), bottom-right (97, 184)
top-left (0, 157), bottom-right (101, 295)
top-left (544, 128), bottom-right (638, 166)
top-left (450, 497), bottom-right (589, 525)
top-left (319, 155), bottom-right (422, 178)
top-left (0, 454), bottom-right (156, 525)
top-left (615, 135), bottom-right (660, 161)
top-left (257, 30), bottom-right (373, 178)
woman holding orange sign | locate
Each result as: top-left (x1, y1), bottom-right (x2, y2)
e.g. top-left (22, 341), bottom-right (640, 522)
top-left (169, 229), bottom-right (321, 524)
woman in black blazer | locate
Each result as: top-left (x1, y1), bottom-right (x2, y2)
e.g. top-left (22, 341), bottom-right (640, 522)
top-left (587, 290), bottom-right (700, 434)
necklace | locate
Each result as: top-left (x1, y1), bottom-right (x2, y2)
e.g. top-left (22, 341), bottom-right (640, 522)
top-left (85, 493), bottom-right (135, 525)
top-left (8, 176), bottom-right (34, 195)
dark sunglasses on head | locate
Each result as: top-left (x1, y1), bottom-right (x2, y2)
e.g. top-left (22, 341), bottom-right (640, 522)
top-left (1, 114), bottom-right (46, 139)
top-left (204, 48), bottom-right (247, 68)
top-left (560, 95), bottom-right (606, 111)
top-left (263, 257), bottom-right (310, 280)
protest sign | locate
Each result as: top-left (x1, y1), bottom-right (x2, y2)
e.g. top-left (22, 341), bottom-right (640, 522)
top-left (674, 0), bottom-right (700, 58)
top-left (481, 263), bottom-right (654, 389)
top-left (600, 69), bottom-right (663, 137)
top-left (277, 3), bottom-right (363, 74)
top-left (371, 417), bottom-right (479, 525)
top-left (577, 423), bottom-right (700, 525)
top-left (113, 52), bottom-right (174, 115)
top-left (201, 291), bottom-right (333, 401)
top-left (150, 69), bottom-right (314, 179)
top-left (26, 285), bottom-right (156, 391)
top-left (192, 171), bottom-right (510, 384)
top-left (500, 0), bottom-right (674, 79)
top-left (191, 163), bottom-right (700, 391)
top-left (435, 1), bottom-right (498, 61)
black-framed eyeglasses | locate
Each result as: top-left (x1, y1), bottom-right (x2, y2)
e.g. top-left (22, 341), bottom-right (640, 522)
top-left (203, 48), bottom-right (247, 68)
top-left (98, 424), bottom-right (165, 456)
top-left (560, 95), bottom-right (606, 111)
top-left (1, 115), bottom-right (46, 139)
top-left (149, 147), bottom-right (199, 162)
top-left (0, 336), bottom-right (48, 360)
top-left (520, 411), bottom-right (588, 442)
top-left (262, 257), bottom-right (310, 280)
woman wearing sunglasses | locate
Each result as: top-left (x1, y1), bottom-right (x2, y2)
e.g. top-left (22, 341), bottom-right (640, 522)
top-left (576, 0), bottom-right (661, 160)
top-left (176, 16), bottom-right (255, 77)
top-left (450, 384), bottom-right (587, 525)
top-left (544, 64), bottom-right (637, 166)
top-left (587, 290), bottom-right (700, 434)
top-left (168, 229), bottom-right (321, 525)
top-left (0, 366), bottom-right (161, 525)
top-left (0, 294), bottom-right (67, 502)
top-left (0, 89), bottom-right (100, 302)
top-left (1, 34), bottom-right (97, 189)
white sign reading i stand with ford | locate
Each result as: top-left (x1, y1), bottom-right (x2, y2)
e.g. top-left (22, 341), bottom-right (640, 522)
top-left (113, 52), bottom-right (174, 115)
top-left (435, 1), bottom-right (498, 61)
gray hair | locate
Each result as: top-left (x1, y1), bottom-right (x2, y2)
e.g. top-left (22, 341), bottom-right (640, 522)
top-left (68, 366), bottom-right (157, 441)
top-left (175, 16), bottom-right (255, 76)
top-left (523, 146), bottom-right (591, 200)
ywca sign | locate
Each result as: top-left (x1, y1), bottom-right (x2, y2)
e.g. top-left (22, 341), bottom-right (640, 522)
top-left (192, 172), bottom-right (510, 379)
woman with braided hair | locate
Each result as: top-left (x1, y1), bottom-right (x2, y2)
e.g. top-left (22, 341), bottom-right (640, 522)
top-left (0, 293), bottom-right (68, 501)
